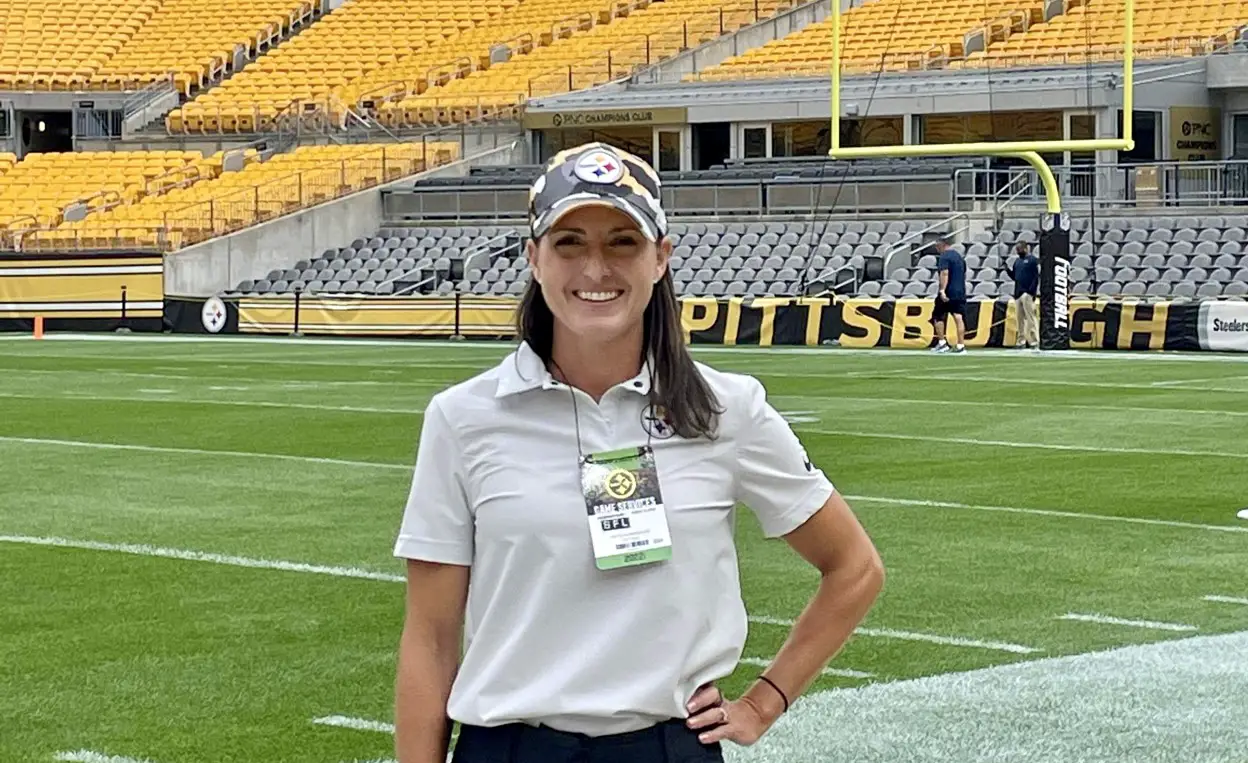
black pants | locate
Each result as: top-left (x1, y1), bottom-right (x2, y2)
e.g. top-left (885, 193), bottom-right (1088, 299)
top-left (451, 718), bottom-right (725, 763)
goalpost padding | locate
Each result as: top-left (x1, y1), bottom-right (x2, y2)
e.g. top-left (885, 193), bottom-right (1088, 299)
top-left (1039, 212), bottom-right (1072, 351)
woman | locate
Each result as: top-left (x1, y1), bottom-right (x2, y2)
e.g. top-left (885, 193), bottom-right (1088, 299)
top-left (393, 142), bottom-right (884, 763)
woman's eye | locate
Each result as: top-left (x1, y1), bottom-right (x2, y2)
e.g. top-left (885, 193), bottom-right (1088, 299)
top-left (611, 236), bottom-right (640, 248)
top-left (554, 236), bottom-right (581, 248)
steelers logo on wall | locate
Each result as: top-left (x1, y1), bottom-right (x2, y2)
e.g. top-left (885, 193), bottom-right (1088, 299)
top-left (201, 296), bottom-right (227, 334)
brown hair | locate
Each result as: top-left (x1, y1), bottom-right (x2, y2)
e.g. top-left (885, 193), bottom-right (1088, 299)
top-left (516, 246), bottom-right (723, 440)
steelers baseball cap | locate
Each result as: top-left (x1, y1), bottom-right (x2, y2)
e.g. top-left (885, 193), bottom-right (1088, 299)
top-left (529, 142), bottom-right (668, 242)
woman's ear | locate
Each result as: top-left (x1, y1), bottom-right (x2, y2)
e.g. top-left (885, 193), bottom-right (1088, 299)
top-left (526, 238), bottom-right (540, 284)
top-left (654, 236), bottom-right (673, 283)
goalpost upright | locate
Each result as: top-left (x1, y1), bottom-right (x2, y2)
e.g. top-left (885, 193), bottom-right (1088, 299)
top-left (827, 0), bottom-right (1137, 350)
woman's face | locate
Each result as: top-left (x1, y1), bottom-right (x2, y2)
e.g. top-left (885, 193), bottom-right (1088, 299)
top-left (528, 204), bottom-right (671, 346)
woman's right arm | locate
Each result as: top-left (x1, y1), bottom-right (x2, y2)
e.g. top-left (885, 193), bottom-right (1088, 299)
top-left (395, 558), bottom-right (470, 763)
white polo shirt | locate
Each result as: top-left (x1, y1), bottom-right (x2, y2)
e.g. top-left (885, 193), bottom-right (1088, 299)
top-left (394, 341), bottom-right (835, 736)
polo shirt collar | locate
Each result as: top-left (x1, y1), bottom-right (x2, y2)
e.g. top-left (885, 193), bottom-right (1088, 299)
top-left (495, 341), bottom-right (654, 398)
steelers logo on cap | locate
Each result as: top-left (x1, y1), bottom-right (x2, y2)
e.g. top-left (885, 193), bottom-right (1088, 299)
top-left (573, 150), bottom-right (625, 184)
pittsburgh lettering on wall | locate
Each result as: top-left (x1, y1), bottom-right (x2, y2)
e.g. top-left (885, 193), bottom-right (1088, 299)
top-left (226, 295), bottom-right (1217, 352)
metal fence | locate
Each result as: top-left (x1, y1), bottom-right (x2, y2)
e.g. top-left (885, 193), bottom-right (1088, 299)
top-left (954, 160), bottom-right (1248, 210)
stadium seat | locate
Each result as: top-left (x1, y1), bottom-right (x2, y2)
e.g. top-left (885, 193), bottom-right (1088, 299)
top-left (87, 0), bottom-right (317, 95)
top-left (968, 0), bottom-right (1246, 67)
top-left (0, 150), bottom-right (206, 234)
top-left (696, 0), bottom-right (1046, 80)
top-left (0, 0), bottom-right (158, 90)
top-left (32, 141), bottom-right (464, 252)
top-left (168, 0), bottom-right (526, 133)
top-left (379, 0), bottom-right (795, 126)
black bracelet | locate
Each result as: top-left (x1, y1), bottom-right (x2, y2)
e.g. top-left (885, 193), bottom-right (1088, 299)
top-left (757, 675), bottom-right (790, 713)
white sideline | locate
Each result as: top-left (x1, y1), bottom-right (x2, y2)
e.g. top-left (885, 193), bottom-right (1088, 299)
top-left (0, 533), bottom-right (1032, 655)
top-left (16, 332), bottom-right (1248, 363)
top-left (54, 752), bottom-right (156, 763)
top-left (1203, 595), bottom-right (1248, 606)
top-left (313, 715), bottom-right (395, 734)
top-left (748, 615), bottom-right (1039, 654)
top-left (0, 534), bottom-right (405, 583)
top-left (802, 427), bottom-right (1248, 460)
top-left (1057, 613), bottom-right (1199, 632)
top-left (842, 494), bottom-right (1248, 535)
top-left (3, 435), bottom-right (1245, 535)
top-left (737, 657), bottom-right (875, 679)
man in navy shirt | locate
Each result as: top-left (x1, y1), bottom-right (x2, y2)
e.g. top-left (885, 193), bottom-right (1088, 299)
top-left (932, 237), bottom-right (967, 353)
top-left (1007, 242), bottom-right (1040, 349)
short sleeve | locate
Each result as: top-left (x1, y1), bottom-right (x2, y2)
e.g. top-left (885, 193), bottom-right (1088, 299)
top-left (937, 252), bottom-right (950, 271)
top-left (393, 395), bottom-right (474, 565)
top-left (733, 376), bottom-right (836, 538)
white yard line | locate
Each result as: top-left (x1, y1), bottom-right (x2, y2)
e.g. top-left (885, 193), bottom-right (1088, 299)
top-left (313, 715), bottom-right (395, 734)
top-left (1203, 595), bottom-right (1248, 606)
top-left (0, 533), bottom-right (1032, 655)
top-left (843, 494), bottom-right (1248, 535)
top-left (749, 615), bottom-right (1039, 654)
top-left (1057, 613), bottom-right (1198, 632)
top-left (54, 752), bottom-right (156, 763)
top-left (775, 393), bottom-right (1248, 419)
top-left (802, 428), bottom-right (1248, 460)
top-left (0, 435), bottom-right (412, 471)
top-left (2, 436), bottom-right (1242, 536)
top-left (0, 391), bottom-right (426, 417)
top-left (737, 657), bottom-right (875, 679)
top-left (819, 371), bottom-right (1248, 394)
top-left (0, 535), bottom-right (405, 583)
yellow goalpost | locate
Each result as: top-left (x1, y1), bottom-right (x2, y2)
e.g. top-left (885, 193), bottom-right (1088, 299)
top-left (825, 0), bottom-right (1137, 349)
top-left (827, 0), bottom-right (1137, 214)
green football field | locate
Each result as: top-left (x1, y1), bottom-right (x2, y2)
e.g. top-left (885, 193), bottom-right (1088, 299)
top-left (1, 334), bottom-right (1246, 763)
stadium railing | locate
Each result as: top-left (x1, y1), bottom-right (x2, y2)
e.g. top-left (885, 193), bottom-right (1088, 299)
top-left (954, 159), bottom-right (1248, 209)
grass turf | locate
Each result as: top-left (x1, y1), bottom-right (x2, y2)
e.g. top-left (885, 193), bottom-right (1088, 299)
top-left (1, 337), bottom-right (1246, 762)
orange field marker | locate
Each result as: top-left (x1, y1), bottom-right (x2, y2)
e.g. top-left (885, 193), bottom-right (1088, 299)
top-left (33, 315), bottom-right (44, 339)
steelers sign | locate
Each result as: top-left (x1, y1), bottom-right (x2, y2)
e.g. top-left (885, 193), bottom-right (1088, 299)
top-left (201, 296), bottom-right (227, 334)
top-left (604, 468), bottom-right (638, 500)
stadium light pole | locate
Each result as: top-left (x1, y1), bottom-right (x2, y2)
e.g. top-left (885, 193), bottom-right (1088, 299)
top-left (828, 0), bottom-right (1136, 350)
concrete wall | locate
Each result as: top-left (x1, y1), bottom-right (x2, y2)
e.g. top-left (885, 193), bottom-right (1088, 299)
top-left (1207, 53), bottom-right (1248, 90)
top-left (633, 0), bottom-right (861, 85)
top-left (164, 141), bottom-right (522, 297)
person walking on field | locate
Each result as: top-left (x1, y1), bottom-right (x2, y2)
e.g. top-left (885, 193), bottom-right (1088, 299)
top-left (1008, 241), bottom-right (1040, 349)
top-left (931, 237), bottom-right (967, 353)
top-left (391, 141), bottom-right (885, 763)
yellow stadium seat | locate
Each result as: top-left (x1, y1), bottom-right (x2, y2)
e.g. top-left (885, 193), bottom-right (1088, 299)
top-left (7, 143), bottom-right (460, 252)
top-left (696, 0), bottom-right (1243, 80)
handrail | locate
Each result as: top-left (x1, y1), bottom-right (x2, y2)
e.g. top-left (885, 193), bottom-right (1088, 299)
top-left (881, 212), bottom-right (969, 276)
top-left (357, 80), bottom-right (410, 109)
top-left (426, 57), bottom-right (476, 89)
top-left (550, 11), bottom-right (596, 41)
top-left (393, 273), bottom-right (439, 297)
